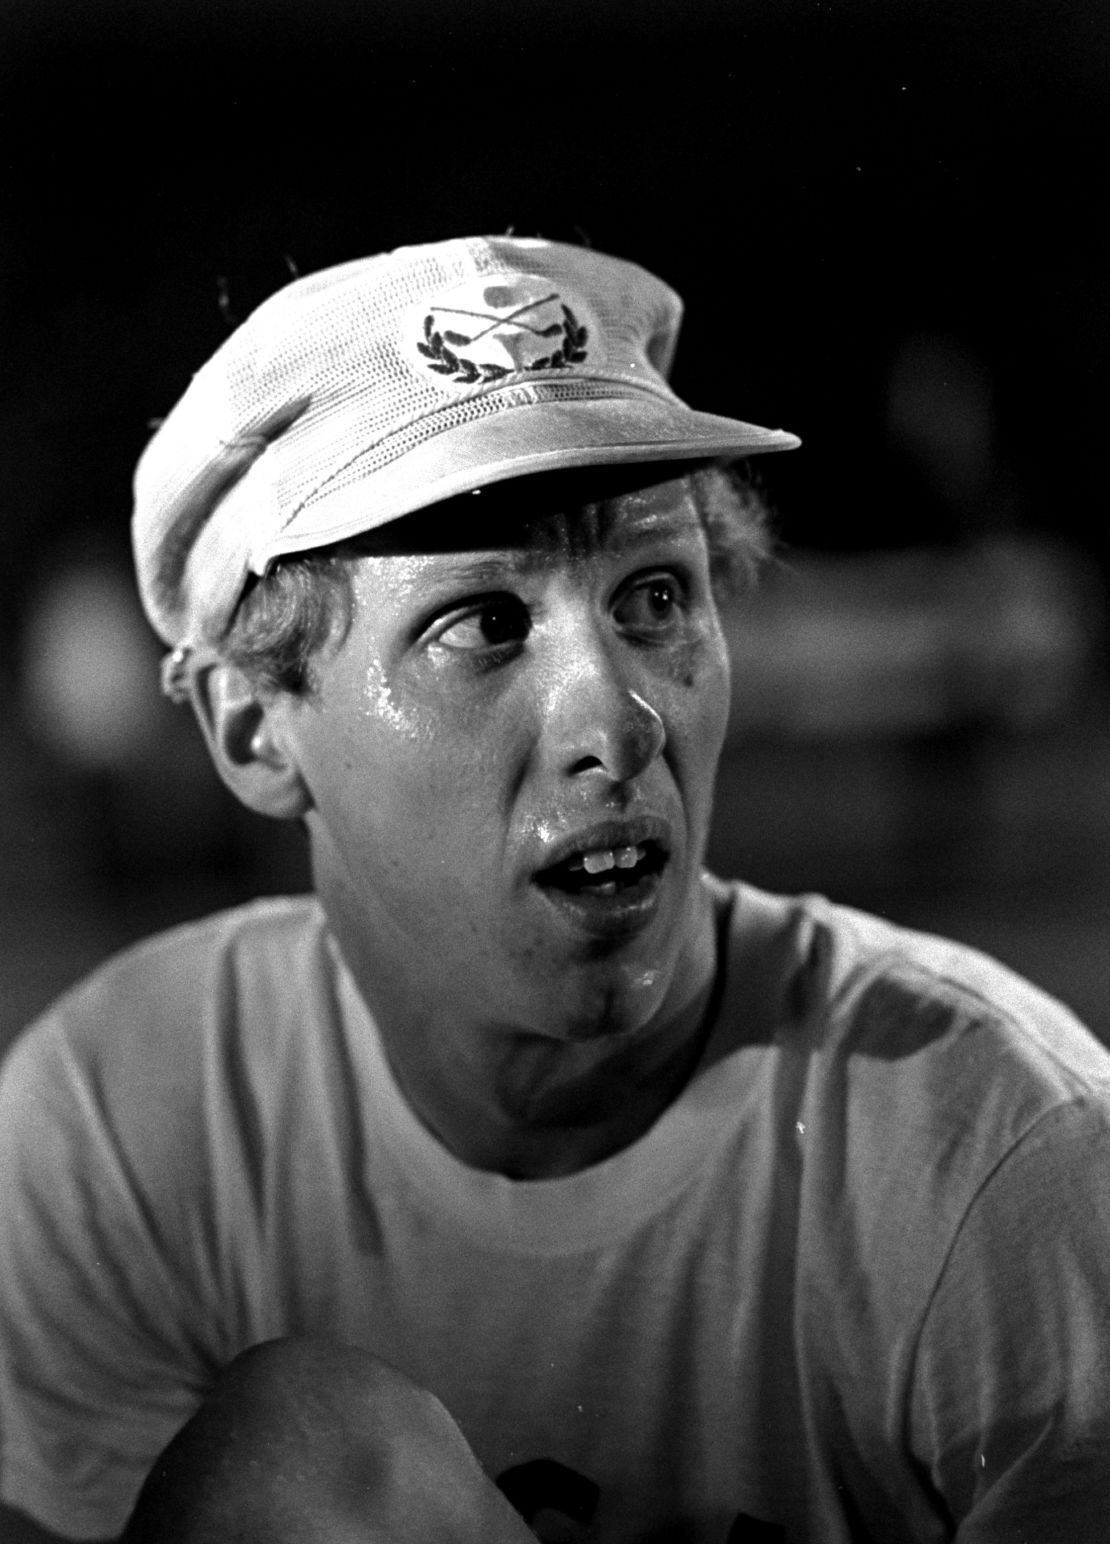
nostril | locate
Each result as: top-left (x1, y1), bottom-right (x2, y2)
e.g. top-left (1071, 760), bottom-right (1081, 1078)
top-left (546, 667), bottom-right (665, 784)
top-left (562, 695), bottom-right (665, 783)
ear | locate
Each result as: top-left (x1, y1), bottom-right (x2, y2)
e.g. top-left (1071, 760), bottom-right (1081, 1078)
top-left (188, 660), bottom-right (312, 821)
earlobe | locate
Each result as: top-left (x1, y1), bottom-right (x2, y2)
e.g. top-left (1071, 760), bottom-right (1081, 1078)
top-left (188, 661), bottom-right (312, 821)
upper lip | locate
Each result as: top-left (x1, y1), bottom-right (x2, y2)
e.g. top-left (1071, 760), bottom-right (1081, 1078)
top-left (531, 815), bottom-right (673, 879)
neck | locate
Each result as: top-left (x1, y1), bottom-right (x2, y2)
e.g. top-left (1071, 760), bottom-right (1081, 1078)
top-left (408, 962), bottom-right (721, 1178)
top-left (325, 891), bottom-right (726, 1180)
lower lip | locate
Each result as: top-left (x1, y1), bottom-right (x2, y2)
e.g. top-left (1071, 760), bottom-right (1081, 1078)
top-left (532, 865), bottom-right (667, 940)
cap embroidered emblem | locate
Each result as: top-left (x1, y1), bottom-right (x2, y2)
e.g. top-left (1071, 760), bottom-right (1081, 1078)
top-left (412, 275), bottom-right (592, 387)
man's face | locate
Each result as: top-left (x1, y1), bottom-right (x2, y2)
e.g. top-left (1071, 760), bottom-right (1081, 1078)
top-left (276, 468), bottom-right (732, 1045)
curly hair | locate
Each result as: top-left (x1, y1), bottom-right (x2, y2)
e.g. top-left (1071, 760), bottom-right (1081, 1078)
top-left (221, 462), bottom-right (774, 696)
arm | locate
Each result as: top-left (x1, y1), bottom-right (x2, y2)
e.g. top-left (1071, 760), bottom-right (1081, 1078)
top-left (909, 1097), bottom-right (1110, 1539)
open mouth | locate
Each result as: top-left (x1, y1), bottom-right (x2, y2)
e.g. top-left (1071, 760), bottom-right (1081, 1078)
top-left (535, 840), bottom-right (668, 900)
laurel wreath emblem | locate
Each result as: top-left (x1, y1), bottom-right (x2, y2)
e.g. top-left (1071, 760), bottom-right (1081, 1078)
top-left (417, 305), bottom-right (589, 385)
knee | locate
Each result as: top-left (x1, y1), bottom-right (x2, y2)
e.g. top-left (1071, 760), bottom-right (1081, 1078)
top-left (123, 1336), bottom-right (450, 1543)
top-left (199, 1334), bottom-right (434, 1431)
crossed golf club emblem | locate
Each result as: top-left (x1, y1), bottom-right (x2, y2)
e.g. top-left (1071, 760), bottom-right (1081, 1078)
top-left (418, 286), bottom-right (590, 383)
top-left (434, 293), bottom-right (565, 351)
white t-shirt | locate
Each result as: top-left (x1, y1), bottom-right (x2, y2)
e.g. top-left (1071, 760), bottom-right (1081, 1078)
top-left (3, 880), bottom-right (1110, 1543)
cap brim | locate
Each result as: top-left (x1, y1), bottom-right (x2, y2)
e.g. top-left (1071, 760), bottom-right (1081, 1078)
top-left (257, 394), bottom-right (800, 567)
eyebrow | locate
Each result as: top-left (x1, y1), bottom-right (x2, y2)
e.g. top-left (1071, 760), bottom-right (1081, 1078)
top-left (425, 514), bottom-right (705, 589)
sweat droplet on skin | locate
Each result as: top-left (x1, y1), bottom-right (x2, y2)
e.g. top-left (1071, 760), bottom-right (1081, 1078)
top-left (362, 672), bottom-right (409, 731)
top-left (348, 559), bottom-right (441, 740)
top-left (357, 653), bottom-right (430, 742)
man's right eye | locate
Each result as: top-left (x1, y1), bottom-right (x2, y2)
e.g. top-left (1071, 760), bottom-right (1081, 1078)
top-left (434, 595), bottom-right (531, 653)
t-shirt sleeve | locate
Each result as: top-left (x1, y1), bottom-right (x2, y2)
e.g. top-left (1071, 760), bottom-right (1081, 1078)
top-left (0, 1017), bottom-right (219, 1541)
top-left (909, 1095), bottom-right (1110, 1539)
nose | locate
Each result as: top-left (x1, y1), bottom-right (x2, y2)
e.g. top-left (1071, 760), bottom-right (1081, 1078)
top-left (540, 619), bottom-right (666, 785)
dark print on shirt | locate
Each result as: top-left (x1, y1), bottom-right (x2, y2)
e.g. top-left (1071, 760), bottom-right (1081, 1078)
top-left (496, 1457), bottom-right (786, 1543)
top-left (497, 1457), bottom-right (600, 1542)
top-left (726, 1515), bottom-right (787, 1543)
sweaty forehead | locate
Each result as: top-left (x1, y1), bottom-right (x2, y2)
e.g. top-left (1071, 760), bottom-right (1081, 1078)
top-left (346, 465), bottom-right (703, 564)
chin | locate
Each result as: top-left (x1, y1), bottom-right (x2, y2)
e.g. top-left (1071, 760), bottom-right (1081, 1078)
top-left (529, 959), bottom-right (674, 1045)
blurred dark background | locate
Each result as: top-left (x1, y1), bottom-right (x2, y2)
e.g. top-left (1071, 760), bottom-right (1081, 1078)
top-left (3, 0), bottom-right (1110, 1051)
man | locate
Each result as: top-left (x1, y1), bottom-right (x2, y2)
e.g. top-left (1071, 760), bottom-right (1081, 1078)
top-left (2, 235), bottom-right (1110, 1544)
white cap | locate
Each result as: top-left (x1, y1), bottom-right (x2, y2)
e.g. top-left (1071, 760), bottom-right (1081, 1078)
top-left (133, 235), bottom-right (800, 647)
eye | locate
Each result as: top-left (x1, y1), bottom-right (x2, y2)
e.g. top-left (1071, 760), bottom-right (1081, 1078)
top-left (434, 594), bottom-right (531, 654)
top-left (612, 573), bottom-right (685, 633)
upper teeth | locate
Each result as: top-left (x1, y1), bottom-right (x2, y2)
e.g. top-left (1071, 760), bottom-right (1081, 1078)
top-left (571, 844), bottom-right (645, 875)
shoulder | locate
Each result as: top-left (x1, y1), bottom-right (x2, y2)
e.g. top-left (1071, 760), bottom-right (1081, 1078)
top-left (820, 890), bottom-right (1110, 1247)
top-left (721, 878), bottom-right (1110, 1103)
top-left (806, 889), bottom-right (1110, 1124)
top-left (0, 894), bottom-right (349, 1328)
top-left (717, 885), bottom-right (1110, 1479)
top-left (0, 895), bottom-right (336, 1139)
top-left (37, 892), bottom-right (330, 1016)
top-left (716, 878), bottom-right (1110, 1269)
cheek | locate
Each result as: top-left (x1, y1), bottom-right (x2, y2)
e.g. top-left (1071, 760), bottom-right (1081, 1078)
top-left (315, 684), bottom-right (521, 871)
top-left (671, 618), bottom-right (731, 751)
top-left (703, 640), bottom-right (732, 741)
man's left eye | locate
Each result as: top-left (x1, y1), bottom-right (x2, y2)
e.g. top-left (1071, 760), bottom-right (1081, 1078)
top-left (613, 574), bottom-right (684, 631)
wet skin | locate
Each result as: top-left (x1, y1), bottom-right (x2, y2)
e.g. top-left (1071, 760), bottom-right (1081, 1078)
top-left (265, 468), bottom-right (733, 1177)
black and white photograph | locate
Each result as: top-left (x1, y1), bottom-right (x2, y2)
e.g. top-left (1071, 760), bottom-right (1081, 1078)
top-left (2, 3), bottom-right (1109, 1540)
